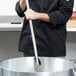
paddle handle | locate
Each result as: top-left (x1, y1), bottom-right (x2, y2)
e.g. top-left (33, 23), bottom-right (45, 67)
top-left (26, 0), bottom-right (39, 65)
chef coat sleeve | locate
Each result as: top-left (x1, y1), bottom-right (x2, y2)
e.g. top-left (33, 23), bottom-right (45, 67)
top-left (48, 0), bottom-right (74, 27)
top-left (15, 1), bottom-right (26, 17)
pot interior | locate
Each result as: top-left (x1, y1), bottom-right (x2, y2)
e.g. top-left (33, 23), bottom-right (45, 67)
top-left (0, 57), bottom-right (75, 72)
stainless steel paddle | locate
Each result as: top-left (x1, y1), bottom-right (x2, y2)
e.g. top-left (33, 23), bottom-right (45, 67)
top-left (25, 0), bottom-right (40, 65)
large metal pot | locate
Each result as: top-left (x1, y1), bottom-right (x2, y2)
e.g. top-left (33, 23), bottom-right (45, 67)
top-left (0, 57), bottom-right (76, 76)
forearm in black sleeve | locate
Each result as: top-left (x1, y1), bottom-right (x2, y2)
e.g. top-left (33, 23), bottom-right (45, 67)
top-left (15, 2), bottom-right (26, 17)
top-left (48, 0), bottom-right (74, 27)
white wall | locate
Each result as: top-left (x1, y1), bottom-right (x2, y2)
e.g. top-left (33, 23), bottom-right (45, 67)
top-left (73, 0), bottom-right (76, 11)
top-left (0, 0), bottom-right (76, 15)
top-left (0, 0), bottom-right (18, 15)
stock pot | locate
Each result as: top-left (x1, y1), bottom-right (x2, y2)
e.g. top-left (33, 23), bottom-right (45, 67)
top-left (0, 57), bottom-right (76, 76)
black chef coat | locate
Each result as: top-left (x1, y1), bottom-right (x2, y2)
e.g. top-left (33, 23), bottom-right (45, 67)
top-left (15, 0), bottom-right (74, 57)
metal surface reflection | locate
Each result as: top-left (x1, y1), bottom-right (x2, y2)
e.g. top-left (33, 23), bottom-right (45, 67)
top-left (0, 57), bottom-right (75, 76)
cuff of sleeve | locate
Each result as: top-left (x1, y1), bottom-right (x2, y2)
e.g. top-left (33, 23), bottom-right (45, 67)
top-left (48, 12), bottom-right (57, 27)
top-left (16, 2), bottom-right (25, 17)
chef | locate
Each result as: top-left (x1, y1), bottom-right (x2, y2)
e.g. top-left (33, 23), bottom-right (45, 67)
top-left (15, 0), bottom-right (74, 57)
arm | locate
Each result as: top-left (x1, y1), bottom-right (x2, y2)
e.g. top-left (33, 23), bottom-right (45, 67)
top-left (19, 0), bottom-right (26, 11)
top-left (47, 0), bottom-right (74, 27)
top-left (24, 9), bottom-right (50, 22)
top-left (35, 13), bottom-right (50, 23)
top-left (24, 0), bottom-right (74, 26)
top-left (15, 0), bottom-right (26, 17)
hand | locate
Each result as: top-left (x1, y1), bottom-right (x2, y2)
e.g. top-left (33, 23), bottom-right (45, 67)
top-left (24, 9), bottom-right (39, 20)
top-left (24, 9), bottom-right (50, 22)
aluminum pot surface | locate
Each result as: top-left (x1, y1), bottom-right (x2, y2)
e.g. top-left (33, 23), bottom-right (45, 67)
top-left (0, 57), bottom-right (75, 76)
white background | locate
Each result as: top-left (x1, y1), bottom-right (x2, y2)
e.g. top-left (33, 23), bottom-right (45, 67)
top-left (73, 0), bottom-right (76, 11)
top-left (0, 0), bottom-right (76, 15)
top-left (0, 0), bottom-right (18, 15)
